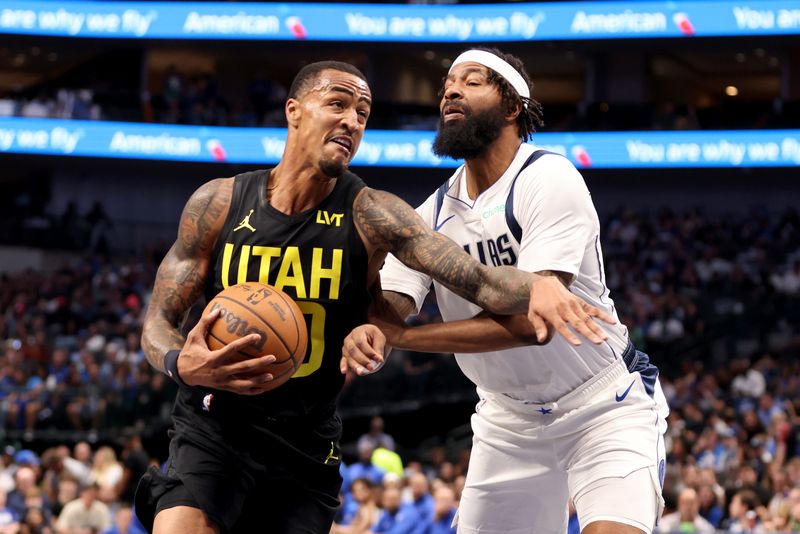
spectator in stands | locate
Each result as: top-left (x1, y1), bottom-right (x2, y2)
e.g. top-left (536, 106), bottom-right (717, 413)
top-left (89, 447), bottom-right (122, 504)
top-left (428, 485), bottom-right (456, 534)
top-left (373, 485), bottom-right (423, 534)
top-left (332, 477), bottom-right (381, 534)
top-left (723, 488), bottom-right (764, 533)
top-left (58, 446), bottom-right (91, 489)
top-left (54, 482), bottom-right (111, 534)
top-left (697, 484), bottom-right (724, 528)
top-left (102, 504), bottom-right (133, 534)
top-left (406, 473), bottom-right (433, 525)
top-left (347, 442), bottom-right (385, 488)
top-left (657, 487), bottom-right (716, 533)
top-left (53, 479), bottom-right (78, 520)
top-left (7, 466), bottom-right (39, 520)
top-left (0, 488), bottom-right (20, 534)
top-left (357, 416), bottom-right (396, 452)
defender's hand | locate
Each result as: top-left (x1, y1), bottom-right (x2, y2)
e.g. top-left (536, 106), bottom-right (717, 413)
top-left (340, 324), bottom-right (388, 376)
top-left (528, 276), bottom-right (617, 346)
top-left (178, 308), bottom-right (278, 395)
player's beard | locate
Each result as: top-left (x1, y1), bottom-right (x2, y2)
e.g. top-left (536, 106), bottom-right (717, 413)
top-left (432, 106), bottom-right (506, 160)
top-left (319, 157), bottom-right (347, 177)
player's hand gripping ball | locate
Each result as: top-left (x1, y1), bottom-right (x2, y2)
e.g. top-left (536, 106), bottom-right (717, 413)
top-left (203, 283), bottom-right (308, 390)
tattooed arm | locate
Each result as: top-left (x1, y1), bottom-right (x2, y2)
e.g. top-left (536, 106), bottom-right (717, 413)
top-left (355, 188), bottom-right (533, 314)
top-left (142, 178), bottom-right (275, 394)
top-left (353, 187), bottom-right (615, 348)
top-left (141, 178), bottom-right (230, 371)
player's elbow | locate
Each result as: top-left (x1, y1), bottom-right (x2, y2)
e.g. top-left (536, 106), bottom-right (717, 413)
top-left (502, 315), bottom-right (554, 346)
top-left (515, 326), bottom-right (554, 346)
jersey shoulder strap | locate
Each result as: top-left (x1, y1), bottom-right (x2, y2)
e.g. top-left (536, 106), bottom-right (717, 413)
top-left (504, 150), bottom-right (560, 243)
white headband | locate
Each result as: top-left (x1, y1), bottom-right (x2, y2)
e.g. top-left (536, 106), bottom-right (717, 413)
top-left (449, 50), bottom-right (530, 103)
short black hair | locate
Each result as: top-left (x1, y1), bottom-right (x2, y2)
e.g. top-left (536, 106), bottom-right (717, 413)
top-left (447, 47), bottom-right (544, 141)
top-left (288, 61), bottom-right (368, 100)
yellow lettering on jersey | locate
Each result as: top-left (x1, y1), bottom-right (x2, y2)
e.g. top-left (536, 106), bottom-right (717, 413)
top-left (316, 210), bottom-right (344, 227)
top-left (274, 246), bottom-right (307, 298)
top-left (221, 243), bottom-right (234, 288)
top-left (251, 246), bottom-right (281, 284)
top-left (236, 245), bottom-right (251, 284)
top-left (310, 248), bottom-right (342, 300)
top-left (292, 301), bottom-right (325, 377)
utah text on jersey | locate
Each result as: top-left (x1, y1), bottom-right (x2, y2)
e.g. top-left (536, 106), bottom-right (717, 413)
top-left (219, 244), bottom-right (342, 301)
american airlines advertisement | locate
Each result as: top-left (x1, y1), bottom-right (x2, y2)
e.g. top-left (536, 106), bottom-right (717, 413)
top-left (0, 1), bottom-right (798, 41)
top-left (1, 118), bottom-right (800, 169)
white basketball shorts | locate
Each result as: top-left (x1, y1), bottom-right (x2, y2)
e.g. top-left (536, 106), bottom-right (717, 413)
top-left (455, 358), bottom-right (668, 534)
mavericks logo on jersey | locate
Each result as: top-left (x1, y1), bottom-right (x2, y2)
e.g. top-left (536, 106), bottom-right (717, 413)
top-left (463, 233), bottom-right (517, 267)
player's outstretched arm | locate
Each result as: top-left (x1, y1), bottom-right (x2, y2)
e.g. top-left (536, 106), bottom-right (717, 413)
top-left (141, 178), bottom-right (276, 394)
top-left (341, 287), bottom-right (555, 375)
top-left (353, 188), bottom-right (615, 345)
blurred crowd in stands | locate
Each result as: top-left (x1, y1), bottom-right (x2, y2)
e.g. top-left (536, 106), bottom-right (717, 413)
top-left (3, 64), bottom-right (800, 131)
top-left (1, 205), bottom-right (799, 532)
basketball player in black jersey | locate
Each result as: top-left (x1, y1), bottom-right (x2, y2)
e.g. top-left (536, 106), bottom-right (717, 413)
top-left (134, 61), bottom-right (614, 534)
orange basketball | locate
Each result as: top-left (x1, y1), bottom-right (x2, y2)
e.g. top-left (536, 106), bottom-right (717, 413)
top-left (203, 282), bottom-right (308, 391)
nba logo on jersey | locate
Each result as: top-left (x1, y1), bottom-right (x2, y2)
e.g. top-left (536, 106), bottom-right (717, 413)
top-left (202, 393), bottom-right (214, 412)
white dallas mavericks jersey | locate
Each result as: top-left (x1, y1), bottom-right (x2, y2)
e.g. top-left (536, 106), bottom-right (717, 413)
top-left (381, 143), bottom-right (631, 403)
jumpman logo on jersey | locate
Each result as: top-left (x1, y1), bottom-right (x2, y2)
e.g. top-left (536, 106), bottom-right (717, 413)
top-left (233, 209), bottom-right (256, 232)
top-left (538, 407), bottom-right (553, 415)
top-left (324, 442), bottom-right (339, 464)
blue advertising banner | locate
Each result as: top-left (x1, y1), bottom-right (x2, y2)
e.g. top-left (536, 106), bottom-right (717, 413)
top-left (1, 117), bottom-right (800, 168)
top-left (0, 1), bottom-right (799, 41)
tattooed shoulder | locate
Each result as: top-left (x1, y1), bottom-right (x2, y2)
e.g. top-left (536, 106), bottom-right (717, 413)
top-left (178, 177), bottom-right (234, 256)
top-left (353, 187), bottom-right (425, 251)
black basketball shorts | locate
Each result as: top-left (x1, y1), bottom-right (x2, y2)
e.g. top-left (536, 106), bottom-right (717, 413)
top-left (134, 411), bottom-right (343, 533)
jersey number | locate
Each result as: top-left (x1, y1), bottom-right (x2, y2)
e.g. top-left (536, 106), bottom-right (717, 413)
top-left (291, 301), bottom-right (325, 378)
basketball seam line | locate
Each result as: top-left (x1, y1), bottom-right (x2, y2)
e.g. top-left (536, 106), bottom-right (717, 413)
top-left (265, 290), bottom-right (303, 356)
top-left (207, 331), bottom-right (291, 364)
top-left (214, 295), bottom-right (295, 365)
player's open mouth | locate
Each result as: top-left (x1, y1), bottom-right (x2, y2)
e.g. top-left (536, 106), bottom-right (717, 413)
top-left (442, 105), bottom-right (466, 122)
top-left (328, 136), bottom-right (353, 156)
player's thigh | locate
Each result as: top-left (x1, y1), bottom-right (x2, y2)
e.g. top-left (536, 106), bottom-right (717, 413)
top-left (565, 379), bottom-right (667, 534)
top-left (566, 376), bottom-right (667, 499)
top-left (154, 505), bottom-right (220, 534)
top-left (457, 409), bottom-right (568, 534)
top-left (458, 474), bottom-right (568, 534)
top-left (573, 467), bottom-right (661, 534)
top-left (233, 477), bottom-right (340, 534)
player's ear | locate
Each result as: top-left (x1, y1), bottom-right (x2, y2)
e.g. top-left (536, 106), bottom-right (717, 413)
top-left (286, 98), bottom-right (302, 127)
top-left (505, 100), bottom-right (522, 122)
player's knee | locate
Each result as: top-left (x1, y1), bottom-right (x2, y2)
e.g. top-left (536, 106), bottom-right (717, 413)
top-left (153, 505), bottom-right (220, 534)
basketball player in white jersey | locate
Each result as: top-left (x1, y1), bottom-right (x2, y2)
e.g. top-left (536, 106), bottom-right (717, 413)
top-left (341, 48), bottom-right (669, 534)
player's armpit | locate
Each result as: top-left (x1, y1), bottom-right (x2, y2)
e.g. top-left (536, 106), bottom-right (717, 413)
top-left (141, 178), bottom-right (233, 373)
top-left (353, 187), bottom-right (533, 315)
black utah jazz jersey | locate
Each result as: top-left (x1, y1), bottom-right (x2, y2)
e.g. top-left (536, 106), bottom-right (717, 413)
top-left (203, 169), bottom-right (370, 421)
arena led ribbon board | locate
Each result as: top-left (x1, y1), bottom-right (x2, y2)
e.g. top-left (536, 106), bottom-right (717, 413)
top-left (1, 117), bottom-right (799, 169)
top-left (1, 1), bottom-right (799, 41)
